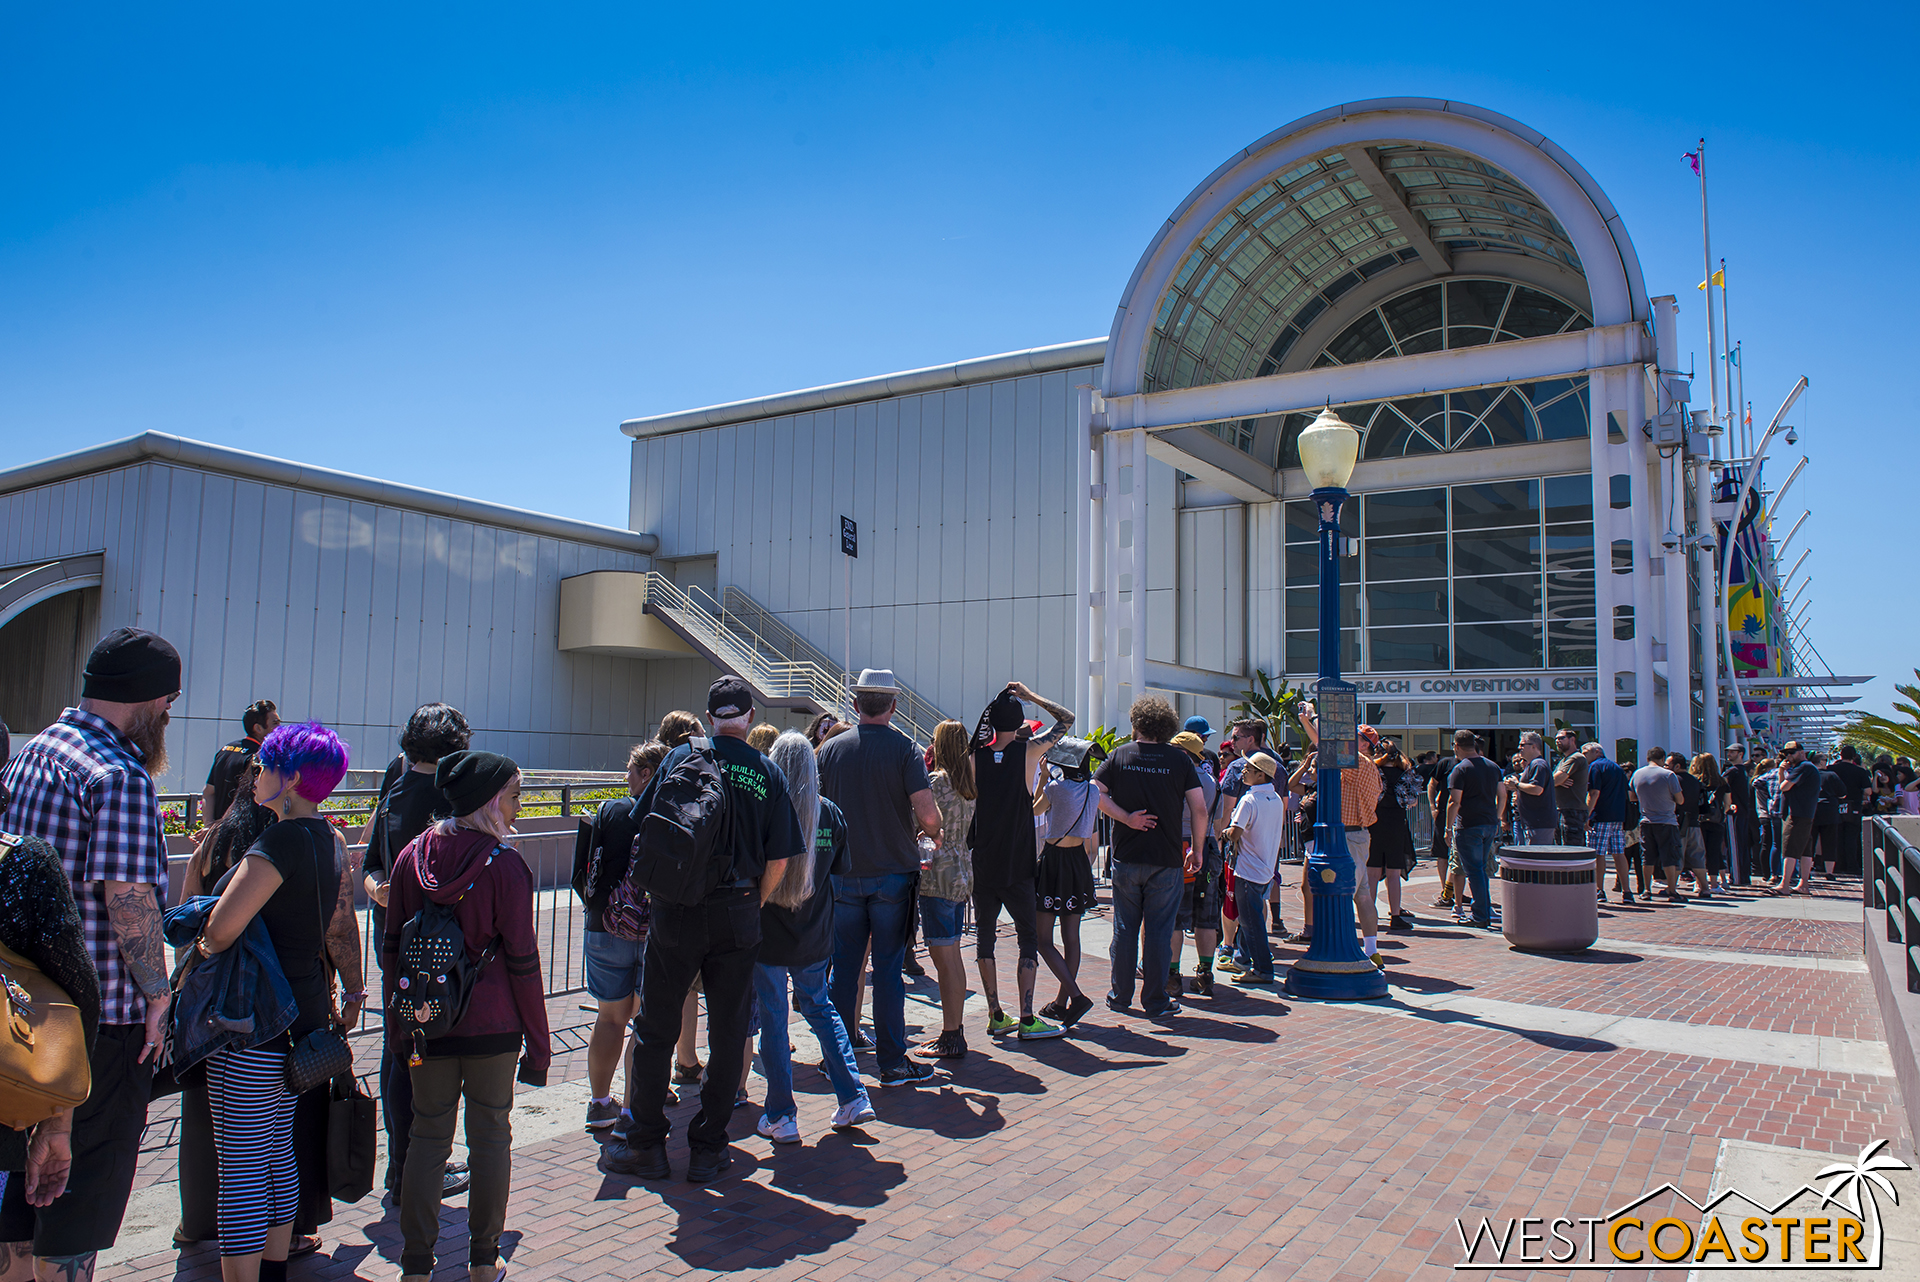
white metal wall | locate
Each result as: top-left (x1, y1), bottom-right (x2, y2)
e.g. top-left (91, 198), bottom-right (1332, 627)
top-left (0, 462), bottom-right (657, 791)
top-left (630, 365), bottom-right (1101, 731)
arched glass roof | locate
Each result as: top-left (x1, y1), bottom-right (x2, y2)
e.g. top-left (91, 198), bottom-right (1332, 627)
top-left (1142, 144), bottom-right (1586, 393)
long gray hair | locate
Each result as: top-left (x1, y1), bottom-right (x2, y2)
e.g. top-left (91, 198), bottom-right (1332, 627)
top-left (766, 731), bottom-right (821, 910)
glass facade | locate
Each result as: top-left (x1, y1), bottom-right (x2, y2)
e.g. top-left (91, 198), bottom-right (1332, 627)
top-left (1283, 473), bottom-right (1595, 675)
top-left (1143, 144), bottom-right (1587, 394)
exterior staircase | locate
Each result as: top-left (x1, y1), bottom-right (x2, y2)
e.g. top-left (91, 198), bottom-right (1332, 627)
top-left (639, 573), bottom-right (948, 745)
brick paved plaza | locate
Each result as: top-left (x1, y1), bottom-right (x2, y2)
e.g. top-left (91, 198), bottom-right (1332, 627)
top-left (110, 869), bottom-right (1914, 1281)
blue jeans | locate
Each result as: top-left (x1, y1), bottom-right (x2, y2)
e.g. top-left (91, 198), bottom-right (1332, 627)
top-left (830, 872), bottom-right (915, 1070)
top-left (1454, 824), bottom-right (1497, 924)
top-left (754, 958), bottom-right (866, 1121)
top-left (1233, 876), bottom-right (1274, 978)
top-left (1108, 860), bottom-right (1182, 1012)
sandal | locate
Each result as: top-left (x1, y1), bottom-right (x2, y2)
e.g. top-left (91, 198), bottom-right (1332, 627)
top-left (672, 1060), bottom-right (704, 1085)
top-left (288, 1235), bottom-right (322, 1260)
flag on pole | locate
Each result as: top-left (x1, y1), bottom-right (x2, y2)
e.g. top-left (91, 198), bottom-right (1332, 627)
top-left (1684, 149), bottom-right (1702, 176)
top-left (1697, 268), bottom-right (1724, 290)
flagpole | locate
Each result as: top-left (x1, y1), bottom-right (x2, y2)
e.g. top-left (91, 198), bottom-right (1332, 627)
top-left (1698, 140), bottom-right (1721, 427)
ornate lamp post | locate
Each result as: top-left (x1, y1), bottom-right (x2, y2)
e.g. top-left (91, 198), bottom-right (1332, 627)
top-left (1285, 406), bottom-right (1388, 1001)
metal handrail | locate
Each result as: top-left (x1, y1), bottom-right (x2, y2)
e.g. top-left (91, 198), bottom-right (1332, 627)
top-left (1867, 815), bottom-right (1920, 993)
top-left (159, 776), bottom-right (624, 832)
top-left (639, 573), bottom-right (946, 743)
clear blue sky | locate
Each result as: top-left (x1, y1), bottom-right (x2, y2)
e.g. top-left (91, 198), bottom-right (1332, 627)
top-left (4, 3), bottom-right (1913, 723)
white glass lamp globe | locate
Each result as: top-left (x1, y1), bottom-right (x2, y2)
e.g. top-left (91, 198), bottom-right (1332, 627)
top-left (1297, 406), bottom-right (1361, 491)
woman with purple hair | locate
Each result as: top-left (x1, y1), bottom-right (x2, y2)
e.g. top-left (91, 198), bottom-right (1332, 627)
top-left (194, 723), bottom-right (364, 1282)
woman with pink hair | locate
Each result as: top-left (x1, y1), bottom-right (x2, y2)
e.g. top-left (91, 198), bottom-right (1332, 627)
top-left (195, 722), bottom-right (363, 1282)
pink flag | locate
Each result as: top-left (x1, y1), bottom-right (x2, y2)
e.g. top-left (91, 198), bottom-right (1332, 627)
top-left (1684, 150), bottom-right (1701, 176)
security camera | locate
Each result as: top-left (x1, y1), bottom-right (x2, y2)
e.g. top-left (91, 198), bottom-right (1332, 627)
top-left (1660, 530), bottom-right (1681, 552)
top-left (1784, 427), bottom-right (1798, 445)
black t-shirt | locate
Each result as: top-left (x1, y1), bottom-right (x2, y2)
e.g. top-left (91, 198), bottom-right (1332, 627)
top-left (816, 724), bottom-right (933, 878)
top-left (1516, 757), bottom-right (1558, 829)
top-left (1674, 771), bottom-right (1703, 828)
top-left (1816, 770), bottom-right (1842, 824)
top-left (1781, 760), bottom-right (1822, 822)
top-left (365, 762), bottom-right (454, 947)
top-left (204, 736), bottom-right (261, 824)
top-left (237, 817), bottom-right (341, 1039)
top-left (1094, 741), bottom-right (1201, 868)
top-left (639, 735), bottom-right (805, 891)
top-left (760, 798), bottom-right (851, 967)
top-left (1723, 765), bottom-right (1753, 820)
top-left (1431, 757), bottom-right (1456, 803)
top-left (1447, 756), bottom-right (1503, 828)
top-left (1831, 761), bottom-right (1871, 813)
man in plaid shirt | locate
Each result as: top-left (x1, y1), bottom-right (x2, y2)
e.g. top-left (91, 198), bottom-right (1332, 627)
top-left (0, 627), bottom-right (179, 1273)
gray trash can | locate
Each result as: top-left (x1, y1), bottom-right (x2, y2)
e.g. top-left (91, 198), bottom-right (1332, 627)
top-left (1497, 844), bottom-right (1598, 952)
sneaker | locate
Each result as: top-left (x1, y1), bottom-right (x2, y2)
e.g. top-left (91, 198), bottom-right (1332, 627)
top-left (1037, 998), bottom-right (1067, 1021)
top-left (671, 1060), bottom-right (704, 1085)
top-left (1283, 931), bottom-right (1312, 945)
top-left (585, 1098), bottom-right (622, 1131)
top-left (986, 1010), bottom-right (1019, 1036)
top-left (1215, 955), bottom-right (1247, 975)
top-left (1191, 969), bottom-right (1214, 997)
top-left (902, 956), bottom-right (927, 977)
top-left (1059, 993), bottom-right (1095, 1027)
top-left (848, 1028), bottom-right (876, 1053)
top-left (612, 1109), bottom-right (634, 1142)
top-left (686, 1145), bottom-right (732, 1183)
top-left (1105, 993), bottom-right (1130, 1014)
top-left (1430, 895), bottom-right (1454, 908)
top-left (1016, 1016), bottom-right (1065, 1040)
top-left (1621, 891), bottom-right (1636, 904)
top-left (879, 1060), bottom-right (937, 1086)
top-left (1230, 971), bottom-right (1274, 986)
top-left (831, 1097), bottom-right (877, 1130)
top-left (443, 1164), bottom-right (471, 1197)
top-left (599, 1141), bottom-right (670, 1180)
top-left (1144, 999), bottom-right (1183, 1019)
top-left (756, 1114), bottom-right (800, 1145)
top-left (1369, 954), bottom-right (1388, 970)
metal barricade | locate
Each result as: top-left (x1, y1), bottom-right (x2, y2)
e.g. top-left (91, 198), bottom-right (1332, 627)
top-left (1867, 815), bottom-right (1920, 994)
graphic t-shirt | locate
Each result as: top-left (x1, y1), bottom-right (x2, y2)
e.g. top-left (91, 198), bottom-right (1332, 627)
top-left (817, 724), bottom-right (932, 878)
top-left (1447, 756), bottom-right (1503, 828)
top-left (1586, 757), bottom-right (1629, 824)
top-left (639, 735), bottom-right (805, 889)
top-left (1781, 760), bottom-right (1822, 822)
top-left (759, 797), bottom-right (851, 968)
top-left (1094, 741), bottom-right (1201, 869)
top-left (1516, 757), bottom-right (1558, 830)
top-left (204, 736), bottom-right (261, 824)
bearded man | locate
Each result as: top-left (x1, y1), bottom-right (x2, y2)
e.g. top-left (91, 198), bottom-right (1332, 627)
top-left (0, 627), bottom-right (179, 1279)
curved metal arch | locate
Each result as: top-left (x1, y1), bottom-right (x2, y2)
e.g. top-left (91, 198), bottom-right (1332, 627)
top-left (1104, 98), bottom-right (1650, 398)
top-left (0, 553), bottom-right (105, 632)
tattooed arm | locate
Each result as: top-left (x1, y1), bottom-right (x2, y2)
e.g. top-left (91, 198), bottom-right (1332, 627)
top-left (104, 880), bottom-right (169, 1062)
top-left (325, 830), bottom-right (366, 1026)
top-left (1010, 682), bottom-right (1076, 774)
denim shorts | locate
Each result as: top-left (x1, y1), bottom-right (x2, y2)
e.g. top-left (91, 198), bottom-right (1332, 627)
top-left (919, 895), bottom-right (966, 948)
top-left (583, 929), bottom-right (646, 1002)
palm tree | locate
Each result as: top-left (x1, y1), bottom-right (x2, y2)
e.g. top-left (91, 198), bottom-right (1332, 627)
top-left (1232, 669), bottom-right (1305, 748)
top-left (1836, 671), bottom-right (1920, 763)
top-left (1814, 1139), bottom-right (1910, 1258)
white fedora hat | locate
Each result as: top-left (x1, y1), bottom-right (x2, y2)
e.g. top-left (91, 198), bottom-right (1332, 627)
top-left (852, 668), bottom-right (900, 693)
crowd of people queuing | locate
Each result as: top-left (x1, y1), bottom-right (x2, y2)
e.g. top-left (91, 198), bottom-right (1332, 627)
top-left (0, 622), bottom-right (1911, 1281)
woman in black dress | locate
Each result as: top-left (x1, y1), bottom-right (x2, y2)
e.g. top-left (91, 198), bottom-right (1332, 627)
top-left (1368, 738), bottom-right (1418, 929)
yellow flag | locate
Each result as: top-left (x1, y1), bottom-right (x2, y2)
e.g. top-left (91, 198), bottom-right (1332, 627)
top-left (1697, 268), bottom-right (1726, 290)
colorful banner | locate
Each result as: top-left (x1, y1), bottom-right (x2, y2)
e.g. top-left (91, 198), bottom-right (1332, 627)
top-left (1719, 461), bottom-right (1777, 736)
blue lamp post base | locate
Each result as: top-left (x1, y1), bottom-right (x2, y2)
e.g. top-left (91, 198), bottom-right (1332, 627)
top-left (1283, 481), bottom-right (1388, 1002)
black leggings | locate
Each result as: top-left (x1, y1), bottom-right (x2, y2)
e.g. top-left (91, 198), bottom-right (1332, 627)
top-left (973, 879), bottom-right (1040, 962)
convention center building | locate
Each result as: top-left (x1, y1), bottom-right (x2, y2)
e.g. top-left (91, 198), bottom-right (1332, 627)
top-left (0, 99), bottom-right (1722, 786)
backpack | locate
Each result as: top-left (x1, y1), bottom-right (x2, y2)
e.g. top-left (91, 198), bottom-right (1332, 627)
top-left (610, 738), bottom-right (737, 911)
top-left (588, 797), bottom-right (650, 942)
top-left (1394, 767), bottom-right (1422, 811)
top-left (391, 843), bottom-right (500, 1066)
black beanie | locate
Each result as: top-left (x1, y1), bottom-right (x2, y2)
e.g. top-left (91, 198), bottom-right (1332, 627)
top-left (434, 750), bottom-right (519, 817)
top-left (988, 690), bottom-right (1026, 731)
top-left (81, 628), bottom-right (182, 704)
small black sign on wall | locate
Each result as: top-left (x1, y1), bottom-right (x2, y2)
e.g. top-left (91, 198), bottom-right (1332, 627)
top-left (840, 516), bottom-right (857, 558)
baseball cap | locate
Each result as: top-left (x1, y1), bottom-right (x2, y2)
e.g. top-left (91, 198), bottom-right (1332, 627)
top-left (707, 675), bottom-right (754, 720)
